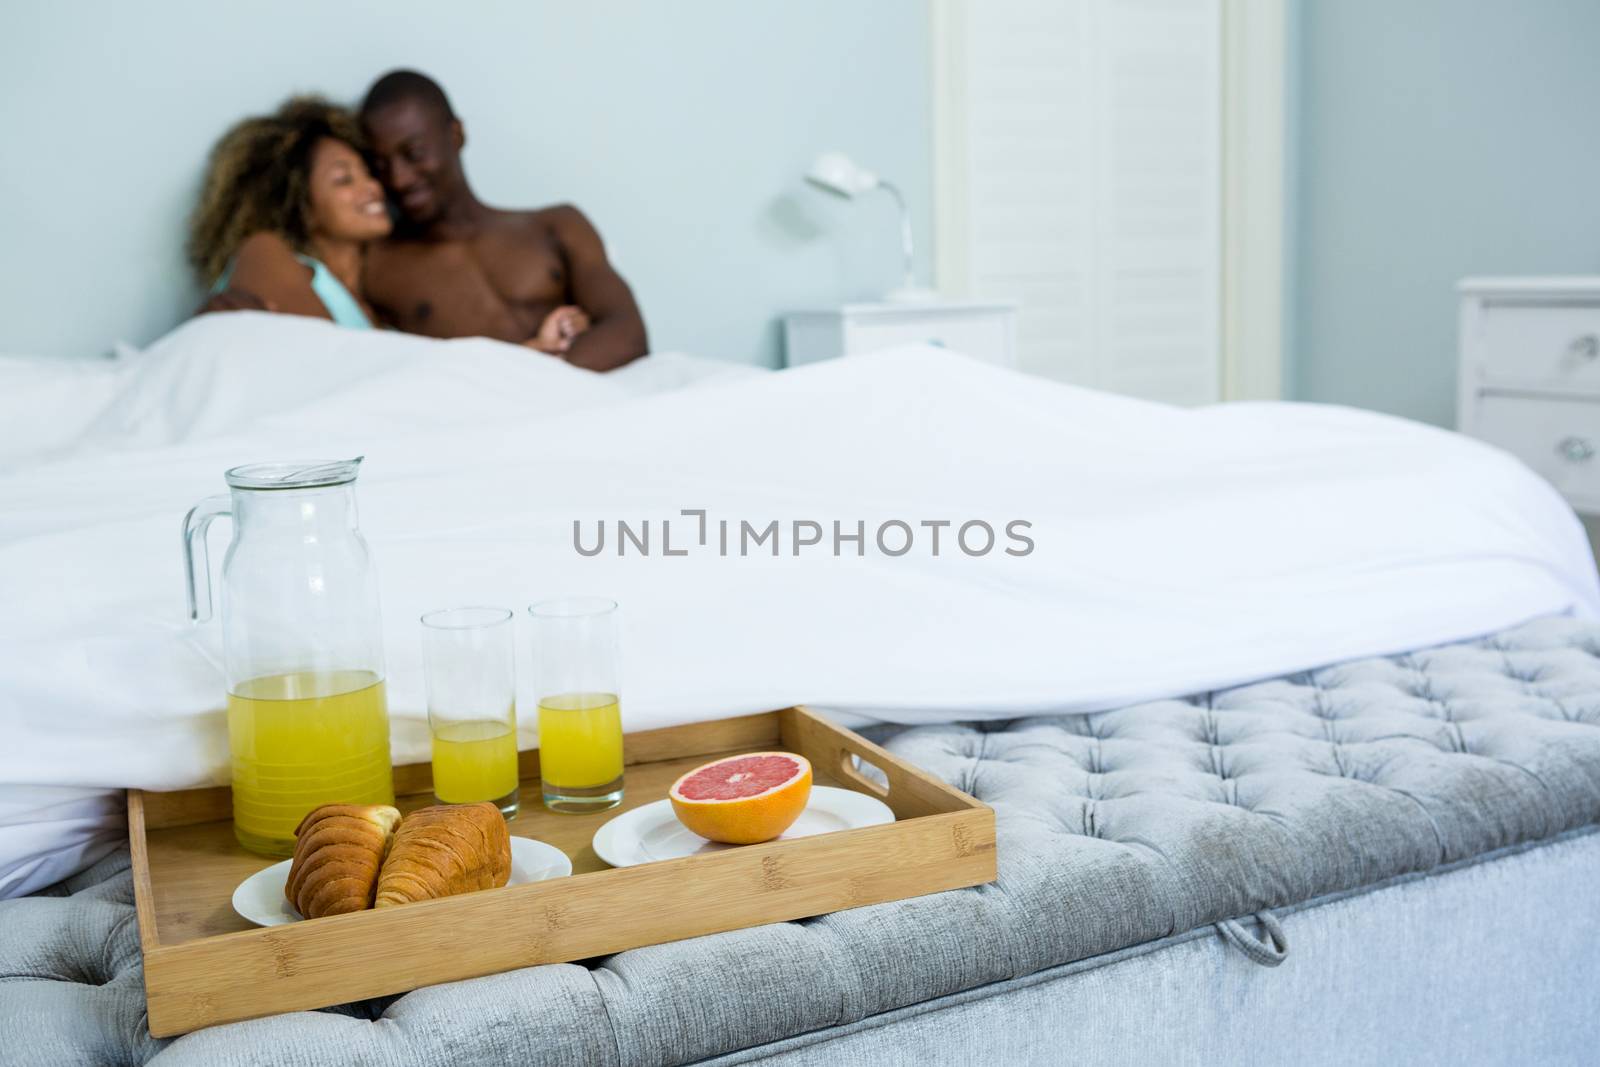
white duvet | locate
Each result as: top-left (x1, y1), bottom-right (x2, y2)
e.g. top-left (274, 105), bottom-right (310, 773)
top-left (3, 313), bottom-right (1596, 896)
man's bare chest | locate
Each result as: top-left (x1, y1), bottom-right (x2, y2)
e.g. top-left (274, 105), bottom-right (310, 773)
top-left (370, 237), bottom-right (570, 341)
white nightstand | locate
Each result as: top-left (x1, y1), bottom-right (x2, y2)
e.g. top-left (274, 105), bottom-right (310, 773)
top-left (782, 300), bottom-right (1019, 369)
top-left (1459, 276), bottom-right (1600, 513)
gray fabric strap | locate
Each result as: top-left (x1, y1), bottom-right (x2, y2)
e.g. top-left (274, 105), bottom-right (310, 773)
top-left (1215, 911), bottom-right (1288, 967)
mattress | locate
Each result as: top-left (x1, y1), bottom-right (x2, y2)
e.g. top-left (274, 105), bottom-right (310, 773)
top-left (4, 614), bottom-right (1599, 1066)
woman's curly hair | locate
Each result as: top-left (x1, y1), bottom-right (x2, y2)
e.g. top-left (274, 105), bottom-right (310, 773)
top-left (187, 96), bottom-right (367, 285)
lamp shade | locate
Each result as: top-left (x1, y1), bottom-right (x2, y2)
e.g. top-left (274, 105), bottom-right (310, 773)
top-left (800, 151), bottom-right (933, 302)
top-left (804, 152), bottom-right (880, 198)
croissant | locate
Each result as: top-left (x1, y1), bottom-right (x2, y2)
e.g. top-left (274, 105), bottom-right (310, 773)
top-left (284, 804), bottom-right (402, 919)
top-left (374, 802), bottom-right (511, 908)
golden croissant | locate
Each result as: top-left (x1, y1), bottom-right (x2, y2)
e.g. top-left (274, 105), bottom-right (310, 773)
top-left (285, 804), bottom-right (402, 919)
top-left (374, 802), bottom-right (511, 908)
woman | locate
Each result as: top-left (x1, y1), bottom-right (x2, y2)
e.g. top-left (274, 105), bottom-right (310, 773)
top-left (188, 96), bottom-right (589, 351)
top-left (188, 96), bottom-right (390, 328)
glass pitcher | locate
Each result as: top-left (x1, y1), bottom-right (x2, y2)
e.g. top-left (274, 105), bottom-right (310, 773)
top-left (184, 458), bottom-right (394, 857)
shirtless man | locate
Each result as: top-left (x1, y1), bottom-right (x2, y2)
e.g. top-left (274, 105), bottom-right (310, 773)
top-left (358, 70), bottom-right (648, 371)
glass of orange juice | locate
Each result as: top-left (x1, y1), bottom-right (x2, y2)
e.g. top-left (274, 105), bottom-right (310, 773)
top-left (529, 597), bottom-right (624, 813)
top-left (420, 607), bottom-right (520, 817)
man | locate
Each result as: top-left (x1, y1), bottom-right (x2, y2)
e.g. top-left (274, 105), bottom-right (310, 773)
top-left (356, 70), bottom-right (647, 371)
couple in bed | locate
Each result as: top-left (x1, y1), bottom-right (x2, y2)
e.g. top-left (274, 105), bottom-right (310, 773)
top-left (190, 70), bottom-right (648, 371)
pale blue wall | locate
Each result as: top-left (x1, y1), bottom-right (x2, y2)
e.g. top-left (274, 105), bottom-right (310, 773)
top-left (1290, 0), bottom-right (1600, 425)
top-left (0, 1), bottom-right (931, 365)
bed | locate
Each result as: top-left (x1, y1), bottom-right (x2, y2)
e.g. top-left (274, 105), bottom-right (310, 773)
top-left (1, 315), bottom-right (1597, 1063)
top-left (9, 616), bottom-right (1600, 1064)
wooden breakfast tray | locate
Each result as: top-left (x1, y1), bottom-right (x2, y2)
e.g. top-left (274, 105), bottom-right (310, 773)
top-left (129, 706), bottom-right (996, 1036)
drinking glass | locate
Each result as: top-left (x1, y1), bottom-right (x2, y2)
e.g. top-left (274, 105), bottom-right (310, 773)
top-left (420, 607), bottom-right (520, 817)
top-left (529, 597), bottom-right (624, 813)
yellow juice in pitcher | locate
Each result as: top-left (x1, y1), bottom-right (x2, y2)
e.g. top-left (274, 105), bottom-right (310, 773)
top-left (537, 692), bottom-right (624, 792)
top-left (227, 670), bottom-right (394, 857)
top-left (432, 718), bottom-right (520, 804)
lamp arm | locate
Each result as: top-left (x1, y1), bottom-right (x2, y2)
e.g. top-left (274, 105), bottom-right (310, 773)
top-left (876, 180), bottom-right (915, 292)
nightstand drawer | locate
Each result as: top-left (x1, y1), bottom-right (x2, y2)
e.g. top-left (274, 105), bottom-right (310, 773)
top-left (1477, 303), bottom-right (1600, 389)
top-left (1474, 394), bottom-right (1600, 506)
top-left (843, 314), bottom-right (1014, 366)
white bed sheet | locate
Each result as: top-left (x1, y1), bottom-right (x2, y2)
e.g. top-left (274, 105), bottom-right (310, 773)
top-left (2, 313), bottom-right (1596, 896)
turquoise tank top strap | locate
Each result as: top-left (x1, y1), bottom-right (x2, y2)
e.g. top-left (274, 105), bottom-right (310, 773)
top-left (210, 250), bottom-right (372, 330)
top-left (299, 255), bottom-right (372, 330)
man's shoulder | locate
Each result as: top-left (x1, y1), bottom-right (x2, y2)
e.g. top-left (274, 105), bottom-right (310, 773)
top-left (491, 203), bottom-right (590, 234)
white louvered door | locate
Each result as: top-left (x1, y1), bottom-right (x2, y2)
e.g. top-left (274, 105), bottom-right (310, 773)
top-left (934, 0), bottom-right (1222, 404)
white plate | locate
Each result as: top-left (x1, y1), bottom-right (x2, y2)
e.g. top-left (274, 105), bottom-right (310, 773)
top-left (232, 836), bottom-right (573, 927)
top-left (591, 785), bottom-right (896, 868)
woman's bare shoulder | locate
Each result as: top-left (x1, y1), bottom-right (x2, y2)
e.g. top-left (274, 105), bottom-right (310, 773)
top-left (232, 231), bottom-right (302, 271)
top-left (228, 232), bottom-right (326, 317)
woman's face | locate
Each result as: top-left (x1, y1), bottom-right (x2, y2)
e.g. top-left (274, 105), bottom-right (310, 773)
top-left (306, 137), bottom-right (391, 243)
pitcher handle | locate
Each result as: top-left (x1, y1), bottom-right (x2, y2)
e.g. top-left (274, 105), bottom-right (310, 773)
top-left (183, 494), bottom-right (232, 623)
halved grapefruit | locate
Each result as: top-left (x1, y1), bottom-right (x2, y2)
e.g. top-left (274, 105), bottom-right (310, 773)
top-left (669, 752), bottom-right (813, 844)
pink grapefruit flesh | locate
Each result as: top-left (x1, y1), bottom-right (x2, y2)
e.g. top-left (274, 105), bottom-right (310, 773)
top-left (669, 752), bottom-right (813, 844)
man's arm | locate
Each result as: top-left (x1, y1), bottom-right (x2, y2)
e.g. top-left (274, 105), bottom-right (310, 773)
top-left (549, 206), bottom-right (648, 372)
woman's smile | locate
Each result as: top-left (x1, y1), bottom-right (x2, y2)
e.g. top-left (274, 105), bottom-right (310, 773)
top-left (307, 137), bottom-right (393, 243)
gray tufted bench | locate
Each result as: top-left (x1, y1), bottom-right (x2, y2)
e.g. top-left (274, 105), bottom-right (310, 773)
top-left (4, 615), bottom-right (1599, 1066)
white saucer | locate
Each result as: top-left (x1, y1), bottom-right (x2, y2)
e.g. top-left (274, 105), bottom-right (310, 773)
top-left (591, 785), bottom-right (896, 868)
top-left (232, 836), bottom-right (573, 926)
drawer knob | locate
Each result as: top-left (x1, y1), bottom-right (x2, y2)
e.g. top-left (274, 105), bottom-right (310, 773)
top-left (1570, 334), bottom-right (1600, 360)
top-left (1557, 436), bottom-right (1596, 463)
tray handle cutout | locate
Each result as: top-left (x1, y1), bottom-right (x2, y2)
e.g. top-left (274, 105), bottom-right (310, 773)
top-left (836, 750), bottom-right (891, 800)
